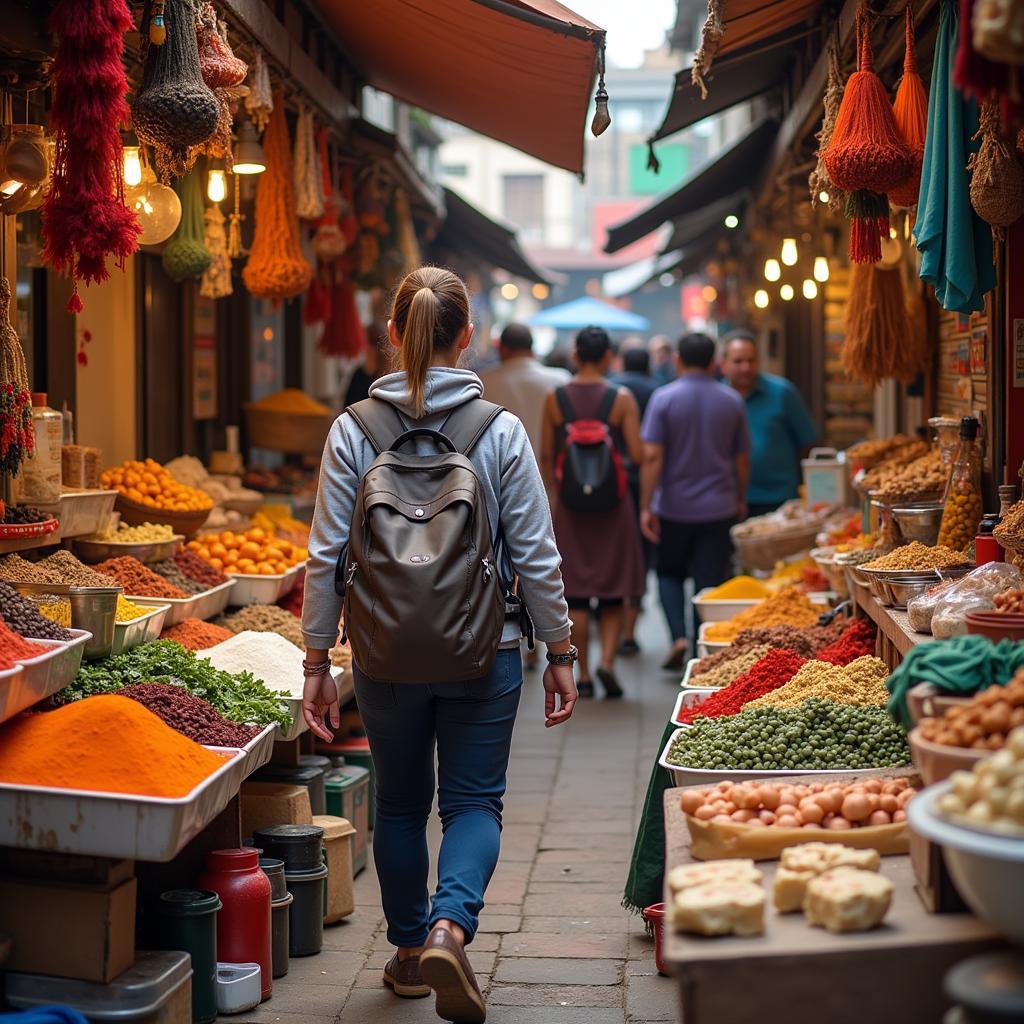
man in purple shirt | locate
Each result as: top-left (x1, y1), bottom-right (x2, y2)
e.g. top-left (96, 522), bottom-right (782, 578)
top-left (640, 333), bottom-right (750, 670)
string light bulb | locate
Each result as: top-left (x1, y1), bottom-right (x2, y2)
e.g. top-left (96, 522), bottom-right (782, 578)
top-left (813, 256), bottom-right (830, 283)
top-left (500, 283), bottom-right (519, 301)
top-left (764, 258), bottom-right (781, 282)
top-left (207, 168), bottom-right (227, 204)
top-left (818, 190), bottom-right (830, 204)
top-left (702, 285), bottom-right (718, 303)
top-left (802, 279), bottom-right (818, 300)
top-left (724, 214), bottom-right (739, 229)
top-left (122, 146), bottom-right (142, 189)
top-left (781, 238), bottom-right (799, 266)
top-left (754, 289), bottom-right (769, 309)
top-left (780, 283), bottom-right (794, 301)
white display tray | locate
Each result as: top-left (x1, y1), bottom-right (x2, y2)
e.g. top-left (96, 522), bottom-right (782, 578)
top-left (697, 622), bottom-right (731, 658)
top-left (232, 724), bottom-right (277, 778)
top-left (39, 489), bottom-right (118, 540)
top-left (669, 687), bottom-right (717, 728)
top-left (680, 658), bottom-right (701, 688)
top-left (130, 579), bottom-right (235, 626)
top-left (692, 589), bottom-right (761, 623)
top-left (658, 727), bottom-right (905, 788)
top-left (0, 746), bottom-right (246, 861)
top-left (0, 630), bottom-right (91, 725)
top-left (226, 561), bottom-right (307, 607)
top-left (110, 603), bottom-right (169, 656)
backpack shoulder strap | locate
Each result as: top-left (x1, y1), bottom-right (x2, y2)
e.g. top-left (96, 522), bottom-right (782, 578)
top-left (595, 385), bottom-right (618, 424)
top-left (442, 399), bottom-right (505, 456)
top-left (554, 385), bottom-right (576, 425)
top-left (344, 398), bottom-right (405, 455)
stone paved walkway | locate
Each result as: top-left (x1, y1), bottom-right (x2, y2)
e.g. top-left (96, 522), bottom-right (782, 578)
top-left (242, 612), bottom-right (678, 1024)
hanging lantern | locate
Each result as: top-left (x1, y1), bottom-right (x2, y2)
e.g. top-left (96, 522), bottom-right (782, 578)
top-left (127, 166), bottom-right (182, 245)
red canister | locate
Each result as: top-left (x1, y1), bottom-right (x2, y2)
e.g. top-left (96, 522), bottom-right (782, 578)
top-left (198, 848), bottom-right (273, 1000)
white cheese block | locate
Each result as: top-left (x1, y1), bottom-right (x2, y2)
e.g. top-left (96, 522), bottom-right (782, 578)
top-left (804, 867), bottom-right (894, 933)
top-left (780, 842), bottom-right (881, 875)
top-left (772, 867), bottom-right (818, 914)
top-left (667, 859), bottom-right (762, 896)
top-left (827, 847), bottom-right (881, 872)
top-left (670, 881), bottom-right (765, 936)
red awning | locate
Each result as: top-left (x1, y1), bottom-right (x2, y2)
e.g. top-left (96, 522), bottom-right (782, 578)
top-left (313, 0), bottom-right (605, 174)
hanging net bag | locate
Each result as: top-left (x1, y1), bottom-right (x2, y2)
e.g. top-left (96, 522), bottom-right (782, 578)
top-left (294, 107), bottom-right (325, 221)
top-left (244, 48), bottom-right (273, 132)
top-left (242, 96), bottom-right (313, 300)
top-left (889, 4), bottom-right (928, 208)
top-left (0, 278), bottom-right (33, 477)
top-left (196, 2), bottom-right (246, 88)
top-left (133, 0), bottom-right (219, 181)
top-left (969, 99), bottom-right (1024, 240)
top-left (312, 130), bottom-right (346, 261)
top-left (162, 169), bottom-right (211, 282)
top-left (42, 0), bottom-right (140, 312)
top-left (809, 28), bottom-right (844, 210)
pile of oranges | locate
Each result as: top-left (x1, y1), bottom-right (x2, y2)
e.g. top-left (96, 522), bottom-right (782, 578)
top-left (101, 459), bottom-right (213, 512)
top-left (187, 527), bottom-right (307, 576)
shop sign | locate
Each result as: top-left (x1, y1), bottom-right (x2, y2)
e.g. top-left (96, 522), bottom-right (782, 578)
top-left (193, 294), bottom-right (217, 420)
top-left (969, 325), bottom-right (987, 374)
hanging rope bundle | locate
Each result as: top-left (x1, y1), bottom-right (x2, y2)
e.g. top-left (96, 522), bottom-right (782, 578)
top-left (242, 96), bottom-right (313, 300)
top-left (319, 276), bottom-right (366, 358)
top-left (244, 49), bottom-right (273, 132)
top-left (294, 107), bottom-right (325, 221)
top-left (133, 0), bottom-right (219, 181)
top-left (691, 0), bottom-right (725, 99)
top-left (196, 2), bottom-right (246, 88)
top-left (227, 172), bottom-right (244, 259)
top-left (162, 170), bottom-right (211, 281)
top-left (41, 0), bottom-right (141, 312)
top-left (200, 204), bottom-right (232, 298)
top-left (968, 99), bottom-right (1024, 239)
top-left (312, 130), bottom-right (346, 261)
top-left (844, 189), bottom-right (891, 263)
top-left (889, 4), bottom-right (929, 208)
top-left (0, 278), bottom-right (33, 476)
top-left (809, 28), bottom-right (845, 210)
top-left (824, 9), bottom-right (913, 193)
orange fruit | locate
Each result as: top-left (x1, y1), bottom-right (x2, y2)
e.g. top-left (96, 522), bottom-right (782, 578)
top-left (209, 542), bottom-right (227, 559)
top-left (209, 558), bottom-right (224, 571)
top-left (187, 540), bottom-right (201, 551)
top-left (240, 541), bottom-right (261, 561)
top-left (256, 562), bottom-right (276, 575)
top-left (247, 527), bottom-right (267, 543)
top-left (197, 546), bottom-right (211, 561)
top-left (223, 550), bottom-right (239, 566)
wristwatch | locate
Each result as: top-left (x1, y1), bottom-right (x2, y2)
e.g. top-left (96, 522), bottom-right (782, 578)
top-left (546, 645), bottom-right (579, 666)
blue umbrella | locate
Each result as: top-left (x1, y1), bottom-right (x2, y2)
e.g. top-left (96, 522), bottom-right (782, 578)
top-left (526, 295), bottom-right (650, 332)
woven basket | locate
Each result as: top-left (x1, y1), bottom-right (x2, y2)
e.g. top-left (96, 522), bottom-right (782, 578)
top-left (244, 405), bottom-right (335, 454)
top-left (731, 521), bottom-right (823, 573)
top-left (115, 494), bottom-right (211, 539)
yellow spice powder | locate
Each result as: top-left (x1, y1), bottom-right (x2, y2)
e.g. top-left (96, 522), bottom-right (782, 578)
top-left (704, 587), bottom-right (821, 643)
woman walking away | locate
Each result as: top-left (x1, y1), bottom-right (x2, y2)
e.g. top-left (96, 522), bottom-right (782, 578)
top-left (541, 326), bottom-right (646, 699)
top-left (301, 266), bottom-right (577, 1024)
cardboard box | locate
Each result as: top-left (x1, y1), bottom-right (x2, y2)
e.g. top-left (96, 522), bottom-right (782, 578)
top-left (313, 814), bottom-right (356, 923)
top-left (240, 782), bottom-right (312, 836)
top-left (0, 875), bottom-right (137, 982)
top-left (0, 851), bottom-right (133, 887)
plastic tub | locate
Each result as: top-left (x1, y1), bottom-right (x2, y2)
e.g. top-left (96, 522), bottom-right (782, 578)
top-left (0, 630), bottom-right (90, 724)
top-left (907, 727), bottom-right (988, 786)
top-left (129, 579), bottom-right (235, 627)
top-left (680, 658), bottom-right (701, 688)
top-left (966, 611), bottom-right (1024, 643)
top-left (38, 488), bottom-right (118, 540)
top-left (669, 687), bottom-right (717, 728)
top-left (216, 962), bottom-right (262, 1015)
top-left (153, 889), bottom-right (221, 1024)
top-left (285, 864), bottom-right (328, 956)
top-left (692, 589), bottom-right (761, 623)
top-left (110, 602), bottom-right (170, 656)
top-left (271, 893), bottom-right (293, 978)
top-left (696, 622), bottom-right (731, 658)
top-left (258, 857), bottom-right (288, 901)
top-left (226, 562), bottom-right (307, 607)
top-left (325, 765), bottom-right (370, 874)
top-left (641, 903), bottom-right (668, 976)
top-left (253, 823), bottom-right (325, 871)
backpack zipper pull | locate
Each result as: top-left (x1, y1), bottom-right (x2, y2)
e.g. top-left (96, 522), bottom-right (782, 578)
top-left (346, 562), bottom-right (358, 587)
top-left (481, 557), bottom-right (493, 582)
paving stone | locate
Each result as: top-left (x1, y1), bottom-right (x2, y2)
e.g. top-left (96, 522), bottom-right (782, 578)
top-left (523, 892), bottom-right (630, 917)
top-left (279, 949), bottom-right (364, 984)
top-left (493, 957), bottom-right (622, 985)
top-left (626, 973), bottom-right (678, 1021)
top-left (340, 989), bottom-right (437, 1021)
top-left (234, 1012), bottom-right (337, 1024)
top-left (476, 914), bottom-right (523, 933)
top-left (501, 931), bottom-right (629, 959)
top-left (518, 915), bottom-right (631, 934)
top-left (240, 984), bottom-right (347, 1017)
top-left (486, 1005), bottom-right (626, 1022)
top-left (489, 983), bottom-right (624, 1008)
top-left (535, 848), bottom-right (633, 865)
top-left (626, 931), bottom-right (657, 960)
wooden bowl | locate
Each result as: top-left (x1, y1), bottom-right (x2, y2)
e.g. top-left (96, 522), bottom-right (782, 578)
top-left (966, 611), bottom-right (1024, 644)
top-left (907, 727), bottom-right (989, 786)
top-left (114, 494), bottom-right (212, 539)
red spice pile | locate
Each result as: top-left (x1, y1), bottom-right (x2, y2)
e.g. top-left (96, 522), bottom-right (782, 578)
top-left (94, 556), bottom-right (188, 599)
top-left (277, 586), bottom-right (303, 618)
top-left (119, 682), bottom-right (259, 746)
top-left (173, 547), bottom-right (229, 589)
top-left (161, 618), bottom-right (234, 651)
top-left (816, 619), bottom-right (877, 666)
top-left (679, 648), bottom-right (806, 724)
top-left (0, 618), bottom-right (45, 670)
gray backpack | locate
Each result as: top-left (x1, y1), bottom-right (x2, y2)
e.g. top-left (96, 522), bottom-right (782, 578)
top-left (338, 397), bottom-right (508, 683)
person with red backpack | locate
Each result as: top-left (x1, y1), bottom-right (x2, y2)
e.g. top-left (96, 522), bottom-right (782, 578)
top-left (540, 326), bottom-right (646, 699)
top-left (300, 267), bottom-right (576, 1024)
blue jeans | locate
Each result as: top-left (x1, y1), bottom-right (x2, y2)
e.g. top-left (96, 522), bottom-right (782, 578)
top-left (352, 649), bottom-right (523, 948)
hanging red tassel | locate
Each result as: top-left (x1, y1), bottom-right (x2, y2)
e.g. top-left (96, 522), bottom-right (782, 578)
top-left (318, 274), bottom-right (366, 358)
top-left (824, 8), bottom-right (913, 195)
top-left (889, 4), bottom-right (928, 208)
top-left (42, 0), bottom-right (141, 311)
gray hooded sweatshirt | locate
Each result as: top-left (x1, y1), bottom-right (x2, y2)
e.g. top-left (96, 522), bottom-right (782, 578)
top-left (301, 367), bottom-right (571, 653)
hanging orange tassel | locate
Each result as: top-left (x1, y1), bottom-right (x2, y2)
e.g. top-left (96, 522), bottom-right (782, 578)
top-left (824, 8), bottom-right (913, 195)
top-left (889, 4), bottom-right (928, 208)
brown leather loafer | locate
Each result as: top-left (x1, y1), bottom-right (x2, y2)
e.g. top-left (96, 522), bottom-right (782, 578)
top-left (382, 952), bottom-right (431, 998)
top-left (419, 925), bottom-right (486, 1023)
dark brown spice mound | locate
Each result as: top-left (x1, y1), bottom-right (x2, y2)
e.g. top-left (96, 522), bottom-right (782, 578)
top-left (119, 681), bottom-right (261, 746)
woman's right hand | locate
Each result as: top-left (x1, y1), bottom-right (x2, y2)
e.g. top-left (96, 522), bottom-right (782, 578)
top-left (302, 672), bottom-right (340, 742)
top-left (543, 663), bottom-right (577, 728)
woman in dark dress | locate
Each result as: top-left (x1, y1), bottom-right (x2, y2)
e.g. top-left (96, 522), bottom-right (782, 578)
top-left (541, 327), bottom-right (646, 698)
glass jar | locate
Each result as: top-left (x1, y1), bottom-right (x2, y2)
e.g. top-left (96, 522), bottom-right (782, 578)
top-left (929, 416), bottom-right (962, 468)
top-left (16, 393), bottom-right (63, 503)
top-left (937, 417), bottom-right (983, 554)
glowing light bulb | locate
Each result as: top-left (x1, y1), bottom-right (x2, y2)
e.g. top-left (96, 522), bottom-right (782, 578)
top-left (122, 146), bottom-right (142, 189)
top-left (818, 190), bottom-right (830, 204)
top-left (802, 279), bottom-right (818, 300)
top-left (889, 226), bottom-right (898, 239)
top-left (781, 238), bottom-right (798, 266)
top-left (701, 285), bottom-right (718, 303)
top-left (0, 179), bottom-right (22, 197)
top-left (764, 258), bottom-right (781, 282)
top-left (754, 289), bottom-right (769, 309)
top-left (780, 284), bottom-right (794, 301)
top-left (207, 168), bottom-right (227, 204)
top-left (813, 256), bottom-right (830, 283)
top-left (531, 283), bottom-right (549, 300)
top-left (500, 283), bottom-right (519, 301)
top-left (724, 214), bottom-right (739, 229)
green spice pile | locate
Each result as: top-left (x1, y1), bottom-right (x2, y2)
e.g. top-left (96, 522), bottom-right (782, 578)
top-left (57, 639), bottom-right (291, 729)
top-left (667, 698), bottom-right (911, 772)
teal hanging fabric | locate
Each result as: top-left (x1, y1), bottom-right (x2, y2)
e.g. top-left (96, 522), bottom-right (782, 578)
top-left (913, 0), bottom-right (995, 314)
top-left (162, 170), bottom-right (211, 282)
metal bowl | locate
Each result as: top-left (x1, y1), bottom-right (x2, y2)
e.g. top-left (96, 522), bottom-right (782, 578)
top-left (868, 573), bottom-right (896, 605)
top-left (891, 502), bottom-right (945, 546)
top-left (880, 574), bottom-right (944, 610)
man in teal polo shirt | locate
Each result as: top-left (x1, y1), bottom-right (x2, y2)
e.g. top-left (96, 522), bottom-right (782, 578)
top-left (720, 330), bottom-right (818, 518)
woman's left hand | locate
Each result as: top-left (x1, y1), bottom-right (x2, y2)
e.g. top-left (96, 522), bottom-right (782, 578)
top-left (302, 673), bottom-right (340, 742)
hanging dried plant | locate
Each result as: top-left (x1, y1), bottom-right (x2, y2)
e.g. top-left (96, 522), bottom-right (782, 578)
top-left (969, 99), bottom-right (1024, 239)
top-left (809, 28), bottom-right (845, 210)
top-left (201, 204), bottom-right (232, 298)
top-left (294, 107), bottom-right (325, 221)
top-left (691, 0), bottom-right (725, 99)
top-left (244, 48), bottom-right (274, 133)
top-left (0, 278), bottom-right (33, 477)
top-left (133, 0), bottom-right (219, 180)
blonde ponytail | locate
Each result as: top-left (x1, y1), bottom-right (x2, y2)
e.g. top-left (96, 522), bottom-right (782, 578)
top-left (390, 266), bottom-right (470, 417)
